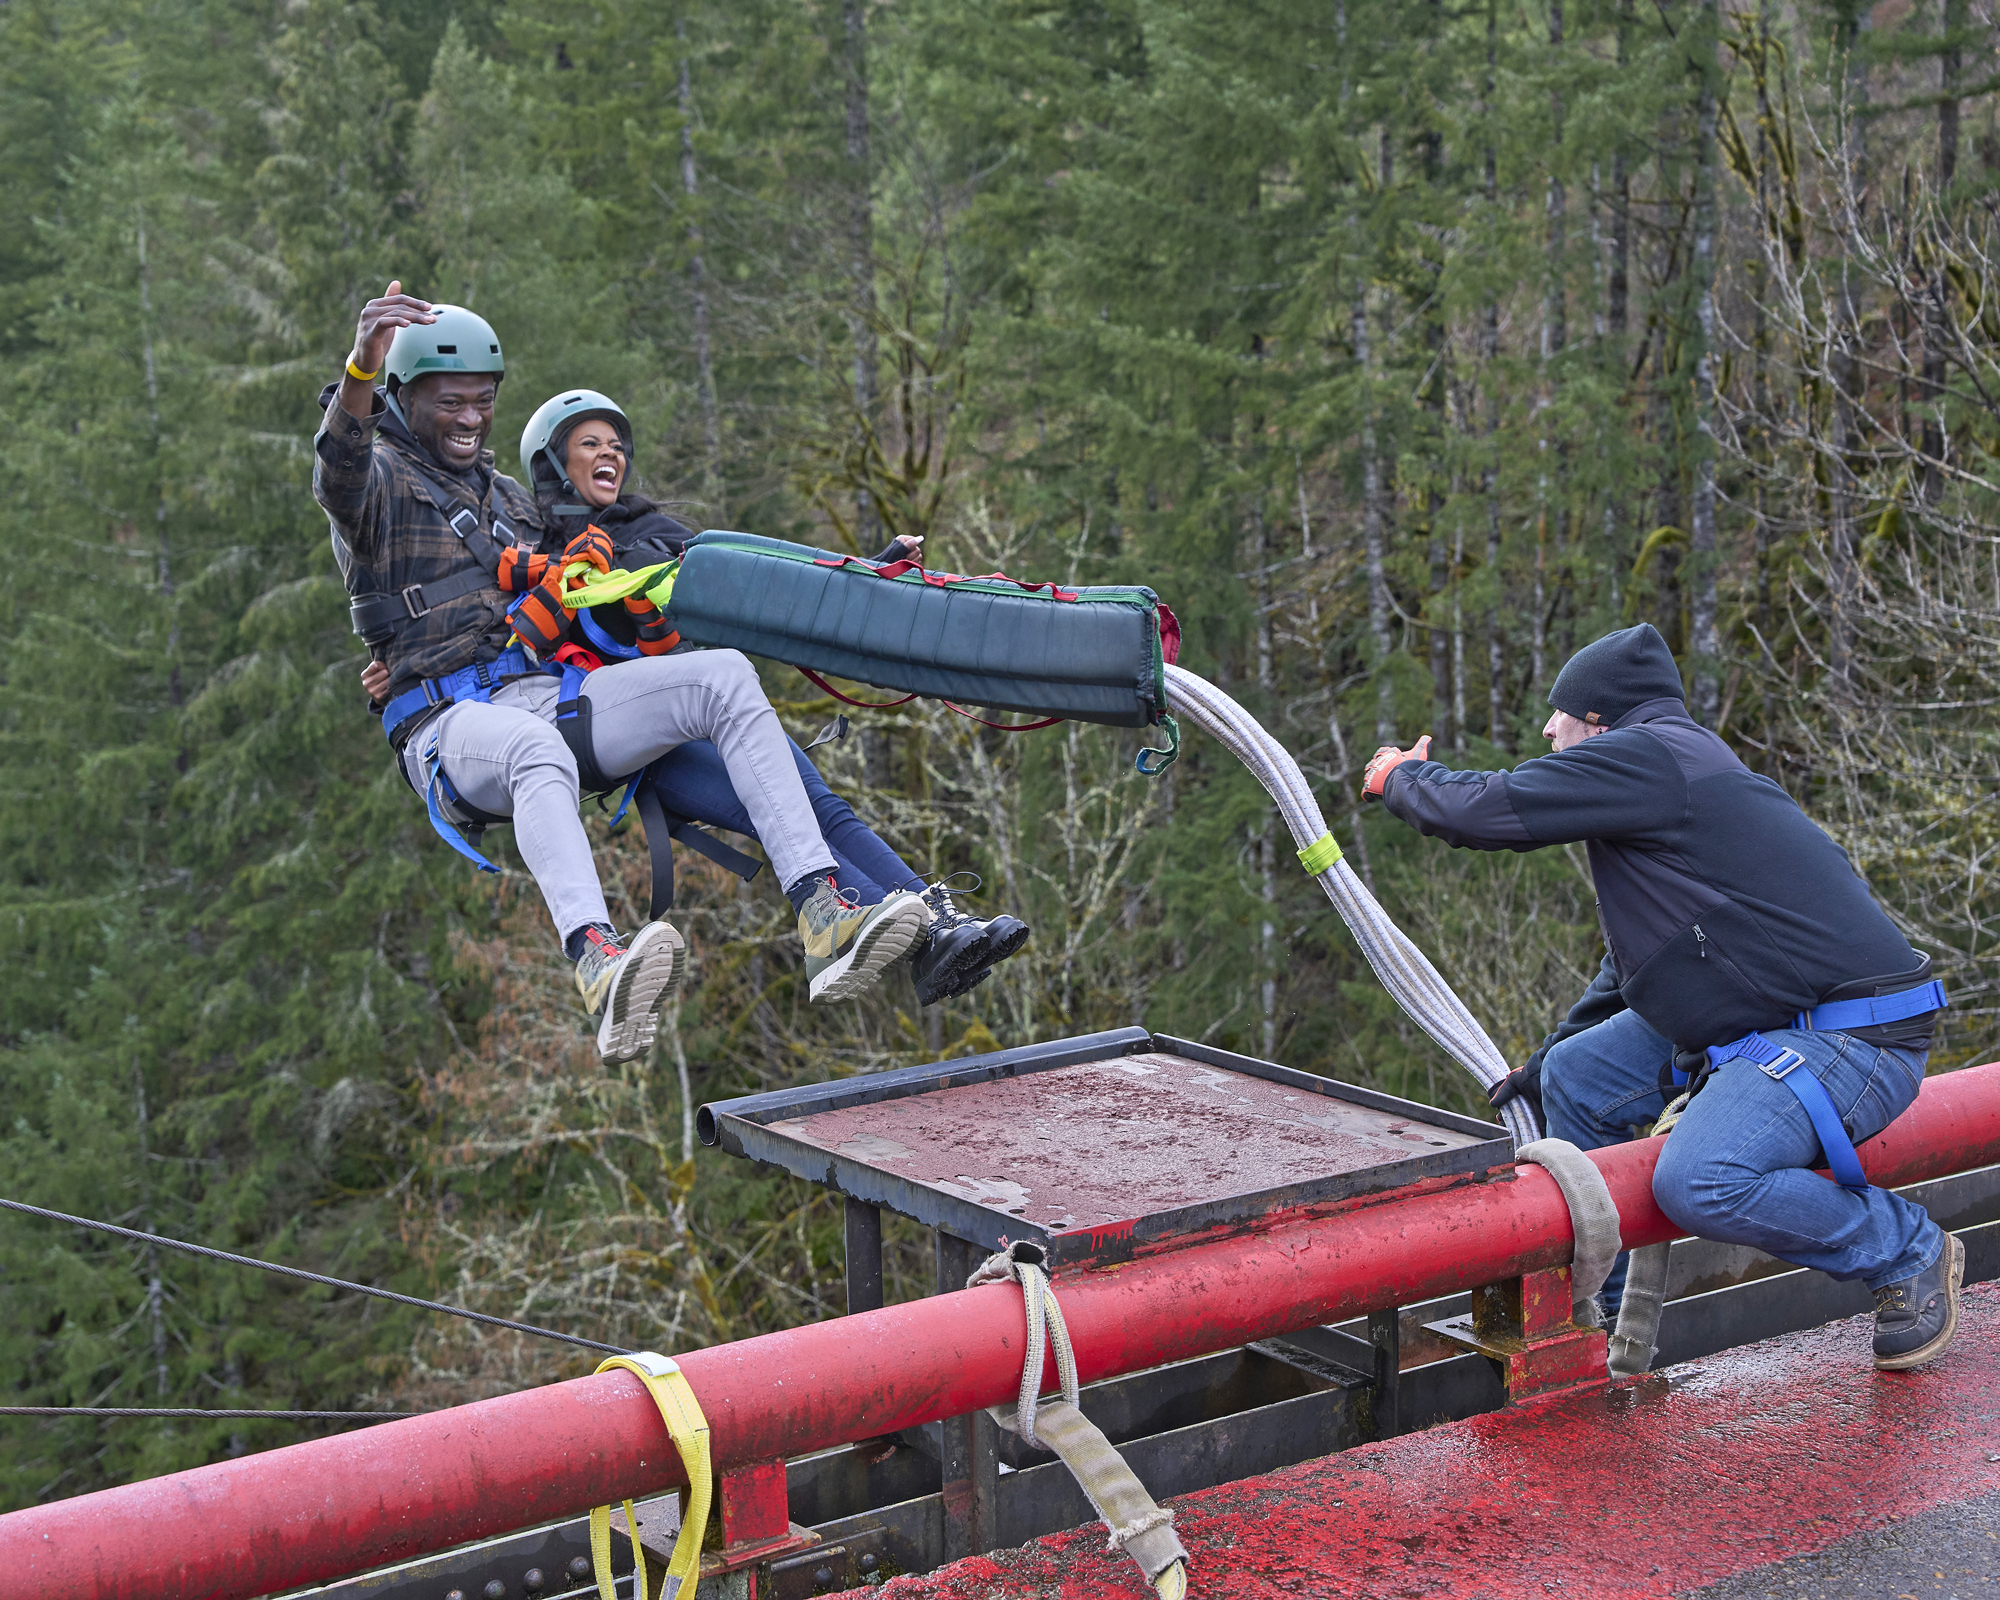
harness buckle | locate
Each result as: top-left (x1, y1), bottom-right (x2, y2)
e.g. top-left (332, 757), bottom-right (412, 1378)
top-left (400, 583), bottom-right (431, 619)
top-left (1756, 1047), bottom-right (1806, 1083)
top-left (448, 508), bottom-right (480, 541)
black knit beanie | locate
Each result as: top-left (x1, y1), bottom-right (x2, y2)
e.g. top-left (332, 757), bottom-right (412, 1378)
top-left (1547, 623), bottom-right (1684, 727)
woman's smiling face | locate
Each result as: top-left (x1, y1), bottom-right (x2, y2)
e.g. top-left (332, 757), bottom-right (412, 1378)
top-left (563, 419), bottom-right (628, 508)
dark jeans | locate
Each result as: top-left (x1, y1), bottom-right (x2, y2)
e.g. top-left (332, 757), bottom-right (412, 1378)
top-left (1543, 1008), bottom-right (1941, 1307)
top-left (647, 738), bottom-right (920, 904)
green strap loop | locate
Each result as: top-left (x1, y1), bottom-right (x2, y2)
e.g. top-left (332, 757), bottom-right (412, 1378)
top-left (1135, 713), bottom-right (1181, 776)
top-left (1297, 832), bottom-right (1343, 876)
top-left (559, 559), bottom-right (679, 610)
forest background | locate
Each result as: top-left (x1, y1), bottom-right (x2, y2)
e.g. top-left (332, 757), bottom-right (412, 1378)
top-left (4, 0), bottom-right (1998, 1508)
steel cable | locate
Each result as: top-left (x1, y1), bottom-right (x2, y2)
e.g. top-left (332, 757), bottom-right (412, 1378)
top-left (0, 1196), bottom-right (631, 1357)
top-left (1163, 665), bottom-right (1542, 1147)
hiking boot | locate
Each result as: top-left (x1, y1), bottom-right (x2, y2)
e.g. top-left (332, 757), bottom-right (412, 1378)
top-left (1872, 1233), bottom-right (1964, 1370)
top-left (799, 880), bottom-right (928, 1002)
top-left (909, 880), bottom-right (1030, 1006)
top-left (575, 921), bottom-right (685, 1064)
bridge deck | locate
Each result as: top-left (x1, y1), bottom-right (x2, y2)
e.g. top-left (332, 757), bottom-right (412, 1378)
top-left (889, 1281), bottom-right (2000, 1597)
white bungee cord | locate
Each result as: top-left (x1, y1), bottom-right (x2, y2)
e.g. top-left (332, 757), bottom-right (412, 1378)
top-left (1163, 665), bottom-right (1542, 1148)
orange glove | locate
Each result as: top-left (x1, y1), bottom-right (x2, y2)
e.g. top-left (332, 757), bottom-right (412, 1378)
top-left (561, 525), bottom-right (614, 576)
top-left (623, 596), bottom-right (681, 656)
top-left (509, 570), bottom-right (573, 653)
top-left (495, 545), bottom-right (551, 593)
top-left (1362, 735), bottom-right (1431, 799)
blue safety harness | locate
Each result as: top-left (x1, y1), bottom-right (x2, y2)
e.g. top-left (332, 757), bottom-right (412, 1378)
top-left (380, 628), bottom-right (763, 917)
top-left (380, 643), bottom-right (538, 873)
top-left (1675, 980), bottom-right (1948, 1192)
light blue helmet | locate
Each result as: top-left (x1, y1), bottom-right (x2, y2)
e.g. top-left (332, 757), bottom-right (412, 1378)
top-left (383, 304), bottom-right (504, 390)
top-left (519, 389), bottom-right (632, 494)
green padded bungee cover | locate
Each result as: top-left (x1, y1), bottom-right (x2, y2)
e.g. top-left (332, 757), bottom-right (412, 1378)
top-left (665, 531), bottom-right (1170, 730)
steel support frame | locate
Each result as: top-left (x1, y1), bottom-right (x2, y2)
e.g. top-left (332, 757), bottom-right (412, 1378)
top-left (1425, 1264), bottom-right (1608, 1402)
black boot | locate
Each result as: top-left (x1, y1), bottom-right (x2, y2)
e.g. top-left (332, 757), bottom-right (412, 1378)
top-left (1872, 1233), bottom-right (1964, 1371)
top-left (910, 881), bottom-right (1029, 1006)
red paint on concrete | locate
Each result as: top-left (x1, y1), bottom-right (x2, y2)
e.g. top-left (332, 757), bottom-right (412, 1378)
top-left (892, 1282), bottom-right (2000, 1599)
top-left (8, 1062), bottom-right (1998, 1600)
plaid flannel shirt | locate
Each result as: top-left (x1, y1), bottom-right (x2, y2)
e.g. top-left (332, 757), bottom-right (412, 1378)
top-left (313, 384), bottom-right (548, 695)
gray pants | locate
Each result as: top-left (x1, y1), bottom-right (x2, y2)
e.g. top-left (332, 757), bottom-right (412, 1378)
top-left (401, 650), bottom-right (836, 940)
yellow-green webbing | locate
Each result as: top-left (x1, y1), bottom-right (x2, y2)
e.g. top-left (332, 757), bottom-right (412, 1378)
top-left (561, 559), bottom-right (679, 612)
top-left (588, 1353), bottom-right (712, 1600)
top-left (1296, 832), bottom-right (1343, 876)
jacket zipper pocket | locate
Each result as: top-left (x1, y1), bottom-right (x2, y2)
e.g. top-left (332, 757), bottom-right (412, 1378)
top-left (1694, 923), bottom-right (1708, 959)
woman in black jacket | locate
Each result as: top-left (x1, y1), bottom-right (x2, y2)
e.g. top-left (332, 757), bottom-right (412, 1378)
top-left (522, 389), bottom-right (1028, 1006)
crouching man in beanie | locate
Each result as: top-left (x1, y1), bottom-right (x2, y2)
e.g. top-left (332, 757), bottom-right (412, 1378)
top-left (1361, 623), bottom-right (1960, 1371)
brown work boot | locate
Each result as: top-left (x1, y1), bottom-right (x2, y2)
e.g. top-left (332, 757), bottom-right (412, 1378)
top-left (1872, 1232), bottom-right (1964, 1371)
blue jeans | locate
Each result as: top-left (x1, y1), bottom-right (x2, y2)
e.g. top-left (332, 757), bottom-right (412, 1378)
top-left (646, 738), bottom-right (920, 905)
top-left (1542, 1008), bottom-right (1941, 1298)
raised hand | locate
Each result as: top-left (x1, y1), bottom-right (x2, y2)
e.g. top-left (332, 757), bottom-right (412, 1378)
top-left (338, 280), bottom-right (435, 416)
top-left (353, 281), bottom-right (435, 375)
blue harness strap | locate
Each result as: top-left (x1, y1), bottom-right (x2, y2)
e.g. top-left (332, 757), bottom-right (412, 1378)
top-left (1692, 981), bottom-right (1947, 1196)
top-left (380, 644), bottom-right (534, 871)
top-left (380, 643), bottom-right (534, 746)
top-left (577, 606), bottom-right (640, 662)
top-left (418, 730), bottom-right (501, 874)
top-left (1704, 1034), bottom-right (1871, 1192)
top-left (1796, 979), bottom-right (1948, 1035)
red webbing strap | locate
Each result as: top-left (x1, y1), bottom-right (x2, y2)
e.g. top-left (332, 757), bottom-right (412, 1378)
top-left (944, 704), bottom-right (1066, 731)
top-left (1157, 601), bottom-right (1182, 665)
top-left (551, 642), bottom-right (605, 674)
top-left (796, 666), bottom-right (1063, 732)
top-left (810, 554), bottom-right (1079, 601)
top-left (796, 665), bottom-right (919, 709)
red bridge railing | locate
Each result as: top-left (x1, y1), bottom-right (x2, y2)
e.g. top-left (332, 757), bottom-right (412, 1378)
top-left (7, 1062), bottom-right (1999, 1600)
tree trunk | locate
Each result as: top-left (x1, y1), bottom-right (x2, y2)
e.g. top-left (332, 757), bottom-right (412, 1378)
top-left (1357, 286), bottom-right (1396, 744)
top-left (134, 1065), bottom-right (169, 1400)
top-left (136, 201), bottom-right (182, 730)
top-left (1256, 502), bottom-right (1278, 1060)
top-left (1752, 0), bottom-right (1778, 772)
top-left (842, 0), bottom-right (881, 546)
top-left (677, 17), bottom-right (723, 514)
top-left (1687, 0), bottom-right (1722, 727)
top-left (1451, 508), bottom-right (1468, 754)
top-left (1482, 0), bottom-right (1507, 750)
top-left (1534, 0), bottom-right (1566, 703)
top-left (1921, 0), bottom-right (1963, 502)
top-left (1828, 0), bottom-right (1870, 696)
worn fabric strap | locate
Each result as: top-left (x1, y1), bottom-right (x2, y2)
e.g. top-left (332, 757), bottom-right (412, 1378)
top-left (1297, 832), bottom-right (1344, 876)
top-left (1609, 1241), bottom-right (1673, 1377)
top-left (588, 1353), bottom-right (712, 1600)
top-left (967, 1242), bottom-right (1078, 1448)
top-left (991, 1401), bottom-right (1189, 1595)
top-left (1515, 1138), bottom-right (1622, 1327)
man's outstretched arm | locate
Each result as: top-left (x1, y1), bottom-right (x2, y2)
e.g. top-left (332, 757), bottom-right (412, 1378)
top-left (314, 282), bottom-right (437, 557)
top-left (1377, 733), bottom-right (1686, 851)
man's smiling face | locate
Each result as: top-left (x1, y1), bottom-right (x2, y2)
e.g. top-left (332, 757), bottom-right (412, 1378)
top-left (405, 372), bottom-right (499, 470)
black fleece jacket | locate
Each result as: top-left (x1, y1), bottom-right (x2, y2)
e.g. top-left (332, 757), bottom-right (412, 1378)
top-left (1380, 697), bottom-right (1922, 1052)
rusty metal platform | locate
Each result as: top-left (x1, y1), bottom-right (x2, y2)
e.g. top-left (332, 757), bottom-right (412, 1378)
top-left (697, 1027), bottom-right (1509, 1267)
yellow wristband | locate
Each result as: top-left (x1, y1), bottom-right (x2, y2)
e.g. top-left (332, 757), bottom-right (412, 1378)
top-left (1297, 832), bottom-right (1343, 876)
top-left (346, 357), bottom-right (381, 383)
